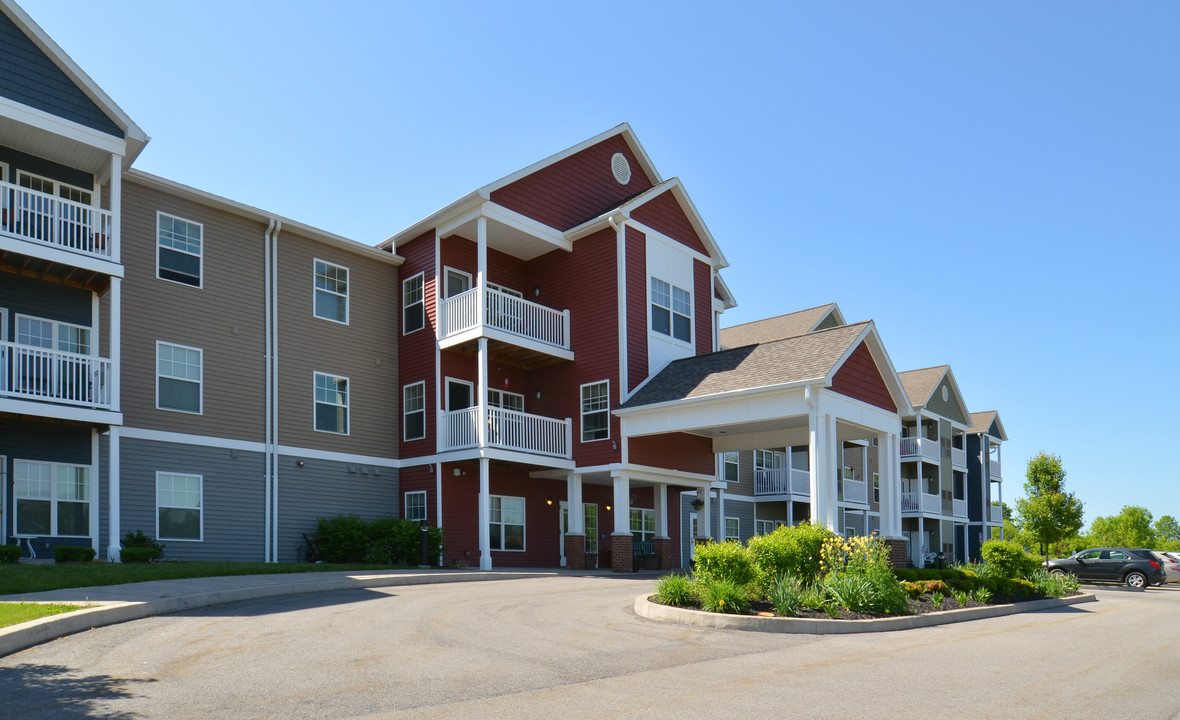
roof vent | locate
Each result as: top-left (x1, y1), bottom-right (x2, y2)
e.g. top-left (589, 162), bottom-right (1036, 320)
top-left (941, 386), bottom-right (949, 402)
top-left (611, 153), bottom-right (631, 185)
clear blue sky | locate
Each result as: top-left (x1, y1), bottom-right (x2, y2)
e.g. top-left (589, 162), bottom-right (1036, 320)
top-left (21, 1), bottom-right (1179, 526)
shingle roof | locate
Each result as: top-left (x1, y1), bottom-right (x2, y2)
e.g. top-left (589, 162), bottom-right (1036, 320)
top-left (897, 366), bottom-right (948, 408)
top-left (718, 304), bottom-right (838, 348)
top-left (620, 322), bottom-right (868, 409)
top-left (968, 411), bottom-right (998, 434)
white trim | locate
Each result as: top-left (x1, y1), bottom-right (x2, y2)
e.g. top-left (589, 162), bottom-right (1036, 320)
top-left (444, 376), bottom-right (474, 411)
top-left (403, 381), bottom-right (427, 441)
top-left (155, 211), bottom-right (204, 289)
top-left (155, 340), bottom-right (203, 415)
top-left (312, 371), bottom-right (350, 435)
top-left (724, 516), bottom-right (740, 542)
top-left (312, 258), bottom-right (349, 325)
top-left (12, 458), bottom-right (92, 538)
top-left (117, 426), bottom-right (400, 467)
top-left (0, 233), bottom-right (123, 277)
top-left (13, 312), bottom-right (91, 353)
top-left (404, 490), bottom-right (427, 522)
top-left (480, 202), bottom-right (572, 251)
top-left (15, 169), bottom-right (92, 204)
top-left (402, 272), bottom-right (426, 335)
top-left (649, 275), bottom-right (694, 348)
top-left (580, 379), bottom-right (611, 442)
top-left (0, 96), bottom-right (127, 156)
top-left (626, 218), bottom-right (713, 267)
top-left (155, 471), bottom-right (203, 542)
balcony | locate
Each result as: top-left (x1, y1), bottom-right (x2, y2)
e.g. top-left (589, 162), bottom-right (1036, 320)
top-left (953, 498), bottom-right (967, 518)
top-left (951, 446), bottom-right (966, 470)
top-left (839, 477), bottom-right (868, 505)
top-left (754, 468), bottom-right (810, 497)
top-left (899, 436), bottom-right (940, 462)
top-left (988, 457), bottom-right (1002, 481)
top-left (1, 180), bottom-right (113, 262)
top-left (901, 492), bottom-right (942, 515)
top-left (1, 342), bottom-right (112, 409)
top-left (439, 286), bottom-right (571, 367)
top-left (989, 504), bottom-right (1002, 524)
top-left (438, 406), bottom-right (571, 459)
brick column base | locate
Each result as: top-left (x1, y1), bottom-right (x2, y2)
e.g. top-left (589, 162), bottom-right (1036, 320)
top-left (565, 533), bottom-right (586, 570)
top-left (885, 538), bottom-right (908, 568)
top-left (611, 533), bottom-right (634, 573)
top-left (652, 537), bottom-right (673, 570)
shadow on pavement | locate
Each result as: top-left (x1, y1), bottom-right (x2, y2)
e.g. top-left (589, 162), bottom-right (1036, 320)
top-left (174, 586), bottom-right (398, 618)
top-left (0, 662), bottom-right (154, 719)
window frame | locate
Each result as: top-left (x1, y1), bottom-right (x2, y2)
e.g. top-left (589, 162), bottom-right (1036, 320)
top-left (649, 276), bottom-right (692, 345)
top-left (721, 451), bottom-right (739, 483)
top-left (630, 507), bottom-right (655, 542)
top-left (14, 313), bottom-right (91, 354)
top-left (487, 389), bottom-right (524, 411)
top-left (155, 340), bottom-right (203, 415)
top-left (489, 494), bottom-right (526, 552)
top-left (156, 471), bottom-right (203, 541)
top-left (725, 516), bottom-right (740, 542)
top-left (403, 381), bottom-right (426, 441)
top-left (445, 377), bottom-right (474, 412)
top-left (443, 267), bottom-right (473, 298)
top-left (13, 459), bottom-right (91, 538)
top-left (405, 490), bottom-right (427, 523)
top-left (15, 169), bottom-right (92, 204)
top-left (402, 272), bottom-right (425, 335)
top-left (580, 380), bottom-right (610, 442)
top-left (313, 371), bottom-right (350, 435)
top-left (156, 211), bottom-right (204, 288)
top-left (873, 472), bottom-right (880, 503)
top-left (313, 258), bottom-right (349, 325)
top-left (584, 503), bottom-right (598, 554)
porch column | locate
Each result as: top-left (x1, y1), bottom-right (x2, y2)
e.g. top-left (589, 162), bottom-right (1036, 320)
top-left (810, 401), bottom-right (838, 532)
top-left (611, 474), bottom-right (633, 572)
top-left (110, 276), bottom-right (121, 413)
top-left (997, 475), bottom-right (1004, 541)
top-left (716, 486), bottom-right (726, 541)
top-left (565, 473), bottom-right (585, 570)
top-left (109, 152), bottom-right (121, 263)
top-left (478, 457), bottom-right (491, 570)
top-left (879, 431), bottom-right (900, 537)
top-left (477, 338), bottom-right (488, 447)
top-left (652, 483), bottom-right (672, 569)
top-left (695, 489), bottom-right (712, 542)
top-left (107, 426), bottom-right (121, 562)
top-left (918, 515), bottom-right (926, 568)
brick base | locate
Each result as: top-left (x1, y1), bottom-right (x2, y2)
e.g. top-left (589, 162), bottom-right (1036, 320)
top-left (885, 538), bottom-right (908, 568)
top-left (652, 537), bottom-right (673, 570)
top-left (565, 533), bottom-right (586, 570)
top-left (611, 533), bottom-right (634, 573)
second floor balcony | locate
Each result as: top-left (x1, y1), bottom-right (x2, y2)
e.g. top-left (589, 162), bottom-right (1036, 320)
top-left (439, 286), bottom-right (572, 367)
top-left (901, 491), bottom-right (942, 515)
top-left (838, 474), bottom-right (868, 505)
top-left (754, 467), bottom-right (810, 497)
top-left (1, 180), bottom-right (114, 263)
top-left (438, 406), bottom-right (572, 460)
top-left (1, 341), bottom-right (113, 410)
top-left (989, 504), bottom-right (1002, 524)
top-left (900, 436), bottom-right (940, 463)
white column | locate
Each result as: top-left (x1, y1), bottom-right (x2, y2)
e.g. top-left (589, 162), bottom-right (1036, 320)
top-left (109, 153), bottom-right (121, 264)
top-left (613, 475), bottom-right (630, 535)
top-left (567, 473), bottom-right (584, 534)
top-left (717, 486), bottom-right (726, 540)
top-left (477, 337), bottom-right (488, 447)
top-left (107, 426), bottom-right (121, 562)
top-left (808, 397), bottom-right (821, 528)
top-left (918, 515), bottom-right (926, 568)
top-left (696, 489), bottom-right (712, 541)
top-left (478, 457), bottom-right (491, 570)
top-left (654, 483), bottom-right (668, 538)
top-left (109, 277), bottom-right (120, 412)
top-left (90, 429), bottom-right (100, 555)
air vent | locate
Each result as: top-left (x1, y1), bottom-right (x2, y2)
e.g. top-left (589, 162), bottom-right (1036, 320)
top-left (611, 153), bottom-right (631, 185)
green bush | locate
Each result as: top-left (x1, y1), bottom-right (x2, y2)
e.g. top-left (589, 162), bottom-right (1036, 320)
top-left (316, 515), bottom-right (370, 563)
top-left (54, 546), bottom-right (96, 563)
top-left (768, 573), bottom-right (806, 617)
top-left (747, 522), bottom-right (835, 591)
top-left (122, 529), bottom-right (165, 556)
top-left (931, 592), bottom-right (944, 609)
top-left (952, 589), bottom-right (970, 607)
top-left (316, 515), bottom-right (444, 566)
top-left (654, 574), bottom-right (699, 607)
top-left (120, 547), bottom-right (162, 563)
top-left (693, 540), bottom-right (757, 587)
top-left (985, 577), bottom-right (1036, 600)
top-left (863, 568), bottom-right (909, 615)
top-left (0, 545), bottom-right (20, 564)
top-left (973, 586), bottom-right (994, 604)
top-left (981, 539), bottom-right (1040, 579)
top-left (699, 577), bottom-right (751, 614)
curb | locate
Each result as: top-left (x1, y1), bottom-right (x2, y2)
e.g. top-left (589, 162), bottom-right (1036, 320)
top-left (0, 571), bottom-right (550, 658)
top-left (634, 592), bottom-right (1097, 633)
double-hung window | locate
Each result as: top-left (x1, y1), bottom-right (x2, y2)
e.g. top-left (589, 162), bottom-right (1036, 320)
top-left (314, 372), bottom-right (349, 434)
top-left (405, 491), bottom-right (427, 522)
top-left (650, 277), bottom-right (691, 343)
top-left (157, 472), bottom-right (202, 540)
top-left (873, 473), bottom-right (880, 503)
top-left (490, 495), bottom-right (525, 551)
top-left (313, 260), bottom-right (348, 323)
top-left (14, 460), bottom-right (90, 537)
top-left (157, 212), bottom-right (202, 287)
top-left (403, 273), bottom-right (424, 334)
top-left (630, 508), bottom-right (655, 542)
top-left (157, 341), bottom-right (202, 413)
top-left (721, 451), bottom-right (739, 483)
top-left (580, 380), bottom-right (609, 442)
top-left (725, 517), bottom-right (740, 542)
top-left (403, 382), bottom-right (425, 441)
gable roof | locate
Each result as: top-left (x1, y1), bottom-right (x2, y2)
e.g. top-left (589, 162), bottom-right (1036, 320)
top-left (898, 364), bottom-right (971, 425)
top-left (719, 303), bottom-right (844, 348)
top-left (969, 410), bottom-right (1008, 441)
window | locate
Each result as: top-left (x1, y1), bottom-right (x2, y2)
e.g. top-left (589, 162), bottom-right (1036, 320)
top-left (725, 517), bottom-right (740, 542)
top-left (580, 380), bottom-right (609, 441)
top-left (14, 460), bottom-right (90, 537)
top-left (313, 260), bottom-right (348, 323)
top-left (650, 276), bottom-right (691, 343)
top-left (630, 508), bottom-right (655, 542)
top-left (157, 472), bottom-right (202, 540)
top-left (157, 212), bottom-right (202, 287)
top-left (403, 382), bottom-right (425, 441)
top-left (403, 273), bottom-right (424, 334)
top-left (157, 341), bottom-right (202, 413)
top-left (314, 372), bottom-right (349, 434)
top-left (15, 315), bottom-right (90, 354)
top-left (490, 495), bottom-right (525, 551)
top-left (444, 268), bottom-right (472, 297)
top-left (873, 473), bottom-right (880, 503)
top-left (405, 491), bottom-right (427, 522)
top-left (584, 503), bottom-right (598, 554)
top-left (446, 378), bottom-right (473, 411)
top-left (721, 451), bottom-right (739, 483)
top-left (16, 170), bottom-right (91, 204)
top-left (755, 519), bottom-right (785, 535)
top-left (488, 389), bottom-right (524, 411)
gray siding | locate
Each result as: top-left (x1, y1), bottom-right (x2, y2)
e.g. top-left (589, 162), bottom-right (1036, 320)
top-left (813, 312), bottom-right (840, 332)
top-left (720, 494), bottom-right (755, 543)
top-left (926, 376), bottom-right (967, 425)
top-left (0, 9), bottom-right (123, 137)
top-left (0, 273), bottom-right (92, 333)
top-left (0, 145), bottom-right (93, 190)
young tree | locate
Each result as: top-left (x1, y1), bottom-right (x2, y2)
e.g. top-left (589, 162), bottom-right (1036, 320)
top-left (1015, 452), bottom-right (1084, 564)
top-left (1089, 506), bottom-right (1156, 549)
top-left (1155, 515), bottom-right (1180, 551)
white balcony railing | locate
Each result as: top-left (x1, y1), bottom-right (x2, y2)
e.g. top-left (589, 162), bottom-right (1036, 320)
top-left (438, 406), bottom-right (571, 459)
top-left (901, 492), bottom-right (943, 515)
top-left (989, 504), bottom-right (1002, 524)
top-left (988, 457), bottom-right (1002, 481)
top-left (0, 180), bottom-right (113, 261)
top-left (951, 446), bottom-right (966, 469)
top-left (953, 498), bottom-right (967, 518)
top-left (900, 436), bottom-right (940, 462)
top-left (754, 468), bottom-right (810, 496)
top-left (840, 478), bottom-right (868, 504)
top-left (0, 341), bottom-right (112, 409)
top-left (440, 286), bottom-right (570, 352)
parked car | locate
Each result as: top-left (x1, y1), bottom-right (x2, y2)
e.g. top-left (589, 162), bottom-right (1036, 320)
top-left (1151, 551), bottom-right (1180, 584)
top-left (1045, 547), bottom-right (1167, 588)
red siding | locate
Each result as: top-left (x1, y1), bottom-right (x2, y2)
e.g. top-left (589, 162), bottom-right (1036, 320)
top-left (489, 135), bottom-right (654, 231)
top-left (625, 225), bottom-right (648, 392)
top-left (629, 433), bottom-right (714, 475)
top-left (629, 188), bottom-right (709, 256)
top-left (400, 465), bottom-right (435, 522)
top-left (399, 230), bottom-right (437, 458)
top-left (830, 341), bottom-right (897, 413)
top-left (694, 259), bottom-right (711, 355)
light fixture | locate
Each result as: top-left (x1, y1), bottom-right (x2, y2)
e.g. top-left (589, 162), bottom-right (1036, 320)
top-left (605, 504), bottom-right (612, 512)
top-left (535, 389), bottom-right (542, 400)
top-left (533, 286), bottom-right (540, 297)
top-left (545, 496), bottom-right (554, 506)
top-left (428, 464), bottom-right (434, 474)
top-left (504, 377), bottom-right (510, 388)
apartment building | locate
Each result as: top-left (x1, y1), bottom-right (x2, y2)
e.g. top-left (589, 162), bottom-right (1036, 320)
top-left (966, 409), bottom-right (1007, 560)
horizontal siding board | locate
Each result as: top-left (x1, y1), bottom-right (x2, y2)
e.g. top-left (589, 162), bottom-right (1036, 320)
top-left (629, 189), bottom-right (709, 256)
top-left (830, 341), bottom-right (897, 412)
top-left (0, 271), bottom-right (93, 329)
top-left (626, 226), bottom-right (647, 392)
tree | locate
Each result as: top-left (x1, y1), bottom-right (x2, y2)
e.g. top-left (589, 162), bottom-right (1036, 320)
top-left (1156, 515), bottom-right (1180, 543)
top-left (1089, 506), bottom-right (1156, 549)
top-left (1014, 452), bottom-right (1084, 564)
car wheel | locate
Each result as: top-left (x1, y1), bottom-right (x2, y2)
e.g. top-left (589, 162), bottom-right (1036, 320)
top-left (1125, 571), bottom-right (1147, 589)
top-left (1049, 569), bottom-right (1066, 577)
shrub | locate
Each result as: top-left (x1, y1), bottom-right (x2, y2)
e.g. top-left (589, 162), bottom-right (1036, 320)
top-left (1028, 569), bottom-right (1081, 598)
top-left (363, 518), bottom-right (443, 565)
top-left (54, 546), bottom-right (96, 563)
top-left (654, 574), bottom-right (699, 607)
top-left (800, 584), bottom-right (830, 612)
top-left (0, 545), bottom-right (20, 564)
top-left (931, 592), bottom-right (944, 609)
top-left (822, 572), bottom-right (876, 613)
top-left (902, 579), bottom-right (948, 598)
top-left (768, 573), bottom-right (806, 617)
top-left (699, 578), bottom-right (751, 614)
top-left (122, 529), bottom-right (165, 556)
top-left (820, 534), bottom-right (893, 577)
top-left (952, 589), bottom-right (970, 607)
top-left (315, 515), bottom-right (370, 563)
top-left (981, 539), bottom-right (1040, 579)
top-left (120, 547), bottom-right (162, 563)
top-left (747, 522), bottom-right (834, 591)
top-left (985, 577), bottom-right (1036, 600)
top-left (973, 586), bottom-right (993, 604)
top-left (863, 569), bottom-right (910, 615)
top-left (693, 540), bottom-right (757, 588)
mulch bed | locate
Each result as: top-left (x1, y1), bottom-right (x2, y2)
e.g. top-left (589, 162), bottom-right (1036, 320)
top-left (739, 592), bottom-right (1061, 620)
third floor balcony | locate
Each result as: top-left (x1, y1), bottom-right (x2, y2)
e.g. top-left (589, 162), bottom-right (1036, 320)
top-left (1, 180), bottom-right (114, 265)
top-left (439, 286), bottom-right (573, 367)
top-left (900, 436), bottom-right (940, 463)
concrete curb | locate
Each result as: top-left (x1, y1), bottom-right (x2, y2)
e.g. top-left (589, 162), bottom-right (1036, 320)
top-left (0, 571), bottom-right (551, 658)
top-left (634, 592), bottom-right (1097, 633)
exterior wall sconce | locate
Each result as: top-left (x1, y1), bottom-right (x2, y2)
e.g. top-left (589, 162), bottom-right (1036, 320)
top-left (534, 389), bottom-right (542, 400)
top-left (545, 496), bottom-right (554, 506)
top-left (605, 504), bottom-right (612, 512)
top-left (691, 496), bottom-right (705, 510)
top-left (533, 286), bottom-right (540, 297)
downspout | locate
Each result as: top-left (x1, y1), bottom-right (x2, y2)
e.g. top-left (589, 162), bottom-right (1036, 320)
top-left (271, 221), bottom-right (282, 562)
top-left (263, 219), bottom-right (276, 562)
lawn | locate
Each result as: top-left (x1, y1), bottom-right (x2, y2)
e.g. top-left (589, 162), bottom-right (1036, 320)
top-left (0, 603), bottom-right (86, 629)
top-left (0, 561), bottom-right (398, 596)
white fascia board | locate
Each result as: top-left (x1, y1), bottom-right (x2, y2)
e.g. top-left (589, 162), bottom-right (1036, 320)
top-left (819, 389), bottom-right (904, 435)
top-left (564, 207), bottom-right (627, 242)
top-left (481, 202), bottom-right (571, 250)
top-left (0, 398), bottom-right (121, 425)
top-left (275, 444), bottom-right (401, 468)
top-left (664, 179), bottom-right (728, 269)
top-left (121, 426), bottom-right (264, 453)
top-left (618, 383), bottom-right (814, 438)
top-left (127, 171), bottom-right (402, 265)
top-left (0, 233), bottom-right (124, 277)
top-left (0, 97), bottom-right (126, 157)
top-left (714, 273), bottom-right (738, 310)
top-left (615, 464), bottom-right (714, 487)
top-left (382, 192), bottom-right (485, 251)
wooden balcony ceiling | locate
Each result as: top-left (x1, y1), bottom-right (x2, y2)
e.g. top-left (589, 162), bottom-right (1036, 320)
top-left (0, 249), bottom-right (109, 293)
top-left (445, 337), bottom-right (566, 370)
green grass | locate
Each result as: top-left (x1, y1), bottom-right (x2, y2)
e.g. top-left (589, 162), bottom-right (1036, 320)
top-left (0, 561), bottom-right (401, 596)
top-left (0, 602), bottom-right (86, 628)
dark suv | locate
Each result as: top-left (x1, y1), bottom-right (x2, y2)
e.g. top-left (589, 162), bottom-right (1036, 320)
top-left (1046, 547), bottom-right (1166, 588)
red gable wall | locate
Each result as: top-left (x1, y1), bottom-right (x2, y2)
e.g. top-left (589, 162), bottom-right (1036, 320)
top-left (830, 341), bottom-right (897, 413)
top-left (489, 134), bottom-right (653, 231)
top-left (629, 189), bottom-right (709, 256)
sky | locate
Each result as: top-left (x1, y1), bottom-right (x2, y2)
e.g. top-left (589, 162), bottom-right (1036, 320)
top-left (18, 1), bottom-right (1180, 526)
